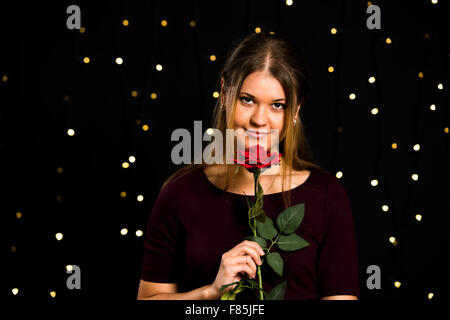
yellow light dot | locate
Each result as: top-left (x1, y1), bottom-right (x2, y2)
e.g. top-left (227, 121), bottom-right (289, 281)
top-left (50, 291), bottom-right (56, 298)
top-left (210, 55), bottom-right (216, 61)
top-left (418, 72), bottom-right (424, 78)
top-left (394, 281), bottom-right (401, 288)
top-left (122, 162), bottom-right (129, 169)
top-left (437, 83), bottom-right (443, 90)
top-left (444, 127), bottom-right (449, 133)
top-left (431, 0), bottom-right (438, 4)
top-left (415, 214), bottom-right (422, 222)
top-left (56, 195), bottom-right (62, 202)
top-left (67, 129), bottom-right (75, 136)
top-left (411, 173), bottom-right (419, 181)
top-left (413, 144), bottom-right (420, 151)
top-left (368, 76), bottom-right (376, 83)
top-left (122, 19), bottom-right (129, 27)
top-left (120, 191), bottom-right (127, 198)
top-left (391, 143), bottom-right (398, 149)
top-left (189, 20), bottom-right (196, 28)
top-left (382, 205), bottom-right (389, 212)
top-left (120, 228), bottom-right (128, 236)
top-left (136, 230), bottom-right (143, 237)
top-left (55, 233), bottom-right (63, 241)
top-left (137, 195), bottom-right (144, 202)
top-left (2, 74), bottom-right (7, 82)
top-left (12, 288), bottom-right (19, 295)
top-left (115, 57), bottom-right (123, 65)
top-left (389, 236), bottom-right (398, 246)
top-left (349, 93), bottom-right (356, 100)
top-left (286, 0), bottom-right (293, 6)
top-left (83, 57), bottom-right (90, 64)
top-left (386, 37), bottom-right (392, 44)
top-left (212, 91), bottom-right (220, 98)
top-left (255, 27), bottom-right (261, 33)
top-left (150, 92), bottom-right (157, 100)
top-left (66, 265), bottom-right (73, 272)
top-left (80, 27), bottom-right (86, 34)
top-left (367, 1), bottom-right (373, 6)
top-left (206, 128), bottom-right (214, 135)
top-left (11, 246), bottom-right (16, 252)
top-left (371, 108), bottom-right (379, 115)
top-left (424, 33), bottom-right (430, 39)
top-left (331, 28), bottom-right (337, 35)
top-left (156, 64), bottom-right (163, 71)
top-left (57, 167), bottom-right (63, 174)
top-left (129, 156), bottom-right (136, 163)
top-left (370, 179), bottom-right (379, 187)
top-left (328, 66), bottom-right (334, 73)
top-left (269, 31), bottom-right (275, 35)
top-left (335, 171), bottom-right (343, 179)
top-left (16, 212), bottom-right (22, 219)
top-left (161, 20), bottom-right (168, 27)
top-left (131, 90), bottom-right (138, 97)
top-left (428, 292), bottom-right (434, 299)
top-left (142, 124), bottom-right (149, 131)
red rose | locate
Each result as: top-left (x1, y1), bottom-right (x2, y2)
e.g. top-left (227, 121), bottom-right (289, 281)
top-left (233, 145), bottom-right (282, 171)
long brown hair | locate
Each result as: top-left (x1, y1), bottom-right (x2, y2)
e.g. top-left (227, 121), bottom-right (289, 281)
top-left (161, 32), bottom-right (327, 208)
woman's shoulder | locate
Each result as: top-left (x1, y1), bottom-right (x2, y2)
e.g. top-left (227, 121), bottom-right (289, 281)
top-left (159, 166), bottom-right (206, 197)
top-left (290, 165), bottom-right (345, 194)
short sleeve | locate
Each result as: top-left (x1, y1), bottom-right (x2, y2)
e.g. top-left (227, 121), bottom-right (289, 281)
top-left (140, 182), bottom-right (183, 283)
top-left (317, 177), bottom-right (360, 298)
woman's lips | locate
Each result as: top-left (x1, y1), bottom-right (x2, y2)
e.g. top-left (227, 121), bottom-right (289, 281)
top-left (246, 130), bottom-right (268, 139)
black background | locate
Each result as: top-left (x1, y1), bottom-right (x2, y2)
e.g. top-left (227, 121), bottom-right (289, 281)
top-left (1, 0), bottom-right (448, 302)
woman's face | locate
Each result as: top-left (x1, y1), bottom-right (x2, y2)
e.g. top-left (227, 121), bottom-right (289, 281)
top-left (232, 71), bottom-right (287, 152)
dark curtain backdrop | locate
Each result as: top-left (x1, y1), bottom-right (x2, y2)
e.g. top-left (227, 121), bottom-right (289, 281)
top-left (1, 0), bottom-right (448, 301)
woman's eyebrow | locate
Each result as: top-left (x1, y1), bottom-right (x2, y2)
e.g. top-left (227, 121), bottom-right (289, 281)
top-left (240, 91), bottom-right (286, 102)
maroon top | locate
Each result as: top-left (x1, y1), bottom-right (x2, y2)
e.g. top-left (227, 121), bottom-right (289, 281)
top-left (140, 167), bottom-right (360, 299)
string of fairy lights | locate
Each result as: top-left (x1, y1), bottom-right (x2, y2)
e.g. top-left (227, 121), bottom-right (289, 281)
top-left (7, 0), bottom-right (447, 299)
top-left (332, 0), bottom-right (445, 300)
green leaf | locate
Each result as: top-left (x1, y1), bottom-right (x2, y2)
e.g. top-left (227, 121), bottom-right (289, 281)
top-left (266, 280), bottom-right (287, 300)
top-left (249, 206), bottom-right (264, 219)
top-left (276, 203), bottom-right (305, 235)
top-left (255, 180), bottom-right (264, 208)
top-left (243, 236), bottom-right (267, 250)
top-left (256, 217), bottom-right (278, 240)
top-left (245, 278), bottom-right (259, 288)
top-left (255, 209), bottom-right (267, 223)
top-left (277, 233), bottom-right (310, 251)
top-left (219, 281), bottom-right (241, 293)
top-left (266, 252), bottom-right (283, 276)
top-left (249, 181), bottom-right (264, 219)
top-left (221, 290), bottom-right (236, 300)
top-left (244, 194), bottom-right (254, 209)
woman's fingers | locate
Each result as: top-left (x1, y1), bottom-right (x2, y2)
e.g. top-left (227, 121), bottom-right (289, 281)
top-left (232, 263), bottom-right (255, 280)
top-left (237, 240), bottom-right (265, 256)
top-left (228, 255), bottom-right (257, 278)
top-left (236, 246), bottom-right (262, 266)
top-left (230, 241), bottom-right (264, 265)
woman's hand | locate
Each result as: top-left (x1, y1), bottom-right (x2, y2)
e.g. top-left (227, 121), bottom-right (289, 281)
top-left (207, 240), bottom-right (265, 299)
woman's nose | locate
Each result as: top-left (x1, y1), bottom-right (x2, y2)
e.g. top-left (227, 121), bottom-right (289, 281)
top-left (250, 105), bottom-right (268, 127)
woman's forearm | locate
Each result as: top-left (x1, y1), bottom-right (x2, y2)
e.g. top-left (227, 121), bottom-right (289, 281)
top-left (138, 284), bottom-right (218, 300)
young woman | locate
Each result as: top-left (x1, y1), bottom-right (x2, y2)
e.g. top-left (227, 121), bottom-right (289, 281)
top-left (137, 32), bottom-right (359, 300)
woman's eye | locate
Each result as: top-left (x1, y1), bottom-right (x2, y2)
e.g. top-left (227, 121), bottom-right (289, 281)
top-left (273, 103), bottom-right (286, 110)
top-left (240, 97), bottom-right (253, 104)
